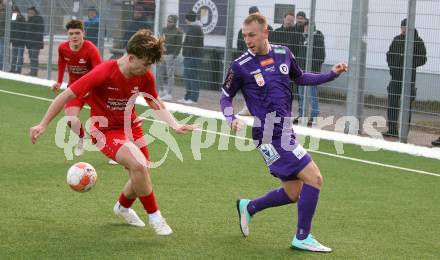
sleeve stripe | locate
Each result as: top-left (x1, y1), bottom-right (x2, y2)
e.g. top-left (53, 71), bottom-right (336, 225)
top-left (221, 87), bottom-right (230, 97)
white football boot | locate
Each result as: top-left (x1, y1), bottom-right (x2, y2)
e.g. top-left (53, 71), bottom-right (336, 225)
top-left (113, 202), bottom-right (145, 227)
top-left (149, 217), bottom-right (173, 235)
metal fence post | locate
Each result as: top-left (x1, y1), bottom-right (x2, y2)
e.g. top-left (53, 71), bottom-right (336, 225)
top-left (97, 0), bottom-right (106, 59)
top-left (345, 0), bottom-right (368, 134)
top-left (222, 0), bottom-right (235, 78)
top-left (300, 0), bottom-right (317, 123)
top-left (399, 0), bottom-right (417, 143)
top-left (46, 0), bottom-right (55, 80)
top-left (3, 0), bottom-right (12, 72)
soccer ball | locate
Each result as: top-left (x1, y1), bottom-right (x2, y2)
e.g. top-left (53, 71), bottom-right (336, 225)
top-left (67, 162), bottom-right (97, 192)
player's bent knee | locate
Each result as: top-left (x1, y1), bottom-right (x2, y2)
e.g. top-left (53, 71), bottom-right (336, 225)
top-left (127, 160), bottom-right (148, 174)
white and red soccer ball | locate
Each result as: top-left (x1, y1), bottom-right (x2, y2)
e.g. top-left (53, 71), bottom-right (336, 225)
top-left (67, 162), bottom-right (97, 192)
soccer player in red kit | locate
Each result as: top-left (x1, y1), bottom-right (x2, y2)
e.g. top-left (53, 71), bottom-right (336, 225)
top-left (52, 19), bottom-right (102, 156)
top-left (30, 30), bottom-right (197, 235)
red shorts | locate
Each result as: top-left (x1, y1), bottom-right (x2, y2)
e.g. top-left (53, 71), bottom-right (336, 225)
top-left (64, 96), bottom-right (86, 109)
top-left (91, 124), bottom-right (149, 161)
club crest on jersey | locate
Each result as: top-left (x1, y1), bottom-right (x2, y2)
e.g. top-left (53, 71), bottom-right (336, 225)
top-left (78, 59), bottom-right (87, 64)
top-left (254, 73), bottom-right (265, 87)
top-left (260, 58), bottom-right (274, 67)
top-left (279, 64), bottom-right (289, 75)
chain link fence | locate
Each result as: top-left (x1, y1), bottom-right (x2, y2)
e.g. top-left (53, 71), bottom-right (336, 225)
top-left (0, 0), bottom-right (439, 146)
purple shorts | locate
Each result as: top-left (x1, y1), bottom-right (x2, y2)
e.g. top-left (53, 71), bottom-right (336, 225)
top-left (257, 139), bottom-right (311, 182)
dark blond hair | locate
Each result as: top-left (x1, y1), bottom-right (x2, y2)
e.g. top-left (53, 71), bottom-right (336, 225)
top-left (127, 29), bottom-right (165, 64)
top-left (243, 13), bottom-right (268, 29)
top-left (65, 19), bottom-right (84, 31)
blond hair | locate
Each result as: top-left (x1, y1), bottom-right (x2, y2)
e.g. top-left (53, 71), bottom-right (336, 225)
top-left (243, 13), bottom-right (268, 30)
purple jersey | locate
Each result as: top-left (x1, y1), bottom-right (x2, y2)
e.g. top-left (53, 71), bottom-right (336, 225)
top-left (221, 44), bottom-right (338, 144)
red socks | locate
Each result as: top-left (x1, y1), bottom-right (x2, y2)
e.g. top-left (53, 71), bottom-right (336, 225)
top-left (67, 121), bottom-right (85, 138)
top-left (118, 193), bottom-right (135, 208)
top-left (139, 192), bottom-right (158, 214)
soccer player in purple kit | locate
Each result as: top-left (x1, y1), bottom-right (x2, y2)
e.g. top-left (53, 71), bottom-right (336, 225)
top-left (220, 13), bottom-right (348, 252)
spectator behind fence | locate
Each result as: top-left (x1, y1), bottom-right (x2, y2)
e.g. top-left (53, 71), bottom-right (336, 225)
top-left (10, 6), bottom-right (26, 74)
top-left (158, 14), bottom-right (183, 101)
top-left (25, 6), bottom-right (44, 77)
top-left (297, 19), bottom-right (326, 125)
top-left (236, 6), bottom-right (274, 116)
top-left (84, 7), bottom-right (99, 46)
top-left (384, 18), bottom-right (427, 138)
top-left (273, 12), bottom-right (303, 55)
top-left (179, 11), bottom-right (204, 105)
top-left (123, 5), bottom-right (153, 48)
top-left (0, 2), bottom-right (5, 70)
top-left (292, 11), bottom-right (307, 71)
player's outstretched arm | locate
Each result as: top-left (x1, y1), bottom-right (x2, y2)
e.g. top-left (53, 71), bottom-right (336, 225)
top-left (294, 62), bottom-right (348, 86)
top-left (30, 88), bottom-right (76, 144)
top-left (146, 98), bottom-right (198, 134)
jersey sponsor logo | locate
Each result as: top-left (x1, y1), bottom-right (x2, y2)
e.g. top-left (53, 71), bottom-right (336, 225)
top-left (292, 144), bottom-right (307, 160)
top-left (107, 86), bottom-right (118, 91)
top-left (107, 98), bottom-right (128, 111)
top-left (274, 48), bottom-right (286, 54)
top-left (224, 67), bottom-right (234, 88)
top-left (78, 58), bottom-right (87, 64)
top-left (254, 73), bottom-right (265, 87)
top-left (260, 58), bottom-right (274, 67)
top-left (279, 64), bottom-right (289, 75)
top-left (249, 68), bottom-right (261, 75)
top-left (258, 144), bottom-right (280, 166)
top-left (239, 56), bottom-right (252, 66)
top-left (68, 65), bottom-right (88, 74)
top-left (265, 66), bottom-right (275, 72)
top-left (64, 57), bottom-right (70, 61)
top-left (192, 0), bottom-right (218, 34)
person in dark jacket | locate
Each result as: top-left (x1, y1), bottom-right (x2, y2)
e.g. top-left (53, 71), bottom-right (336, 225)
top-left (297, 19), bottom-right (326, 124)
top-left (384, 18), bottom-right (427, 138)
top-left (158, 14), bottom-right (182, 100)
top-left (84, 7), bottom-right (99, 46)
top-left (25, 6), bottom-right (44, 76)
top-left (179, 11), bottom-right (204, 104)
top-left (123, 5), bottom-right (153, 48)
top-left (291, 11), bottom-right (308, 71)
top-left (273, 12), bottom-right (304, 56)
top-left (10, 6), bottom-right (26, 74)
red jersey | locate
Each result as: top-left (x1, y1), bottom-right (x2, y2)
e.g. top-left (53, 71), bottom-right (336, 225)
top-left (57, 40), bottom-right (102, 85)
top-left (69, 60), bottom-right (158, 130)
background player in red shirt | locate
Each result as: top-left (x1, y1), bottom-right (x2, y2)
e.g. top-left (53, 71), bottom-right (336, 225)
top-left (52, 19), bottom-right (102, 156)
top-left (30, 30), bottom-right (197, 235)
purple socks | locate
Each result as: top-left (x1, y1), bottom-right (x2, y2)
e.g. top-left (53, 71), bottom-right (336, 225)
top-left (296, 184), bottom-right (320, 240)
top-left (247, 187), bottom-right (293, 215)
